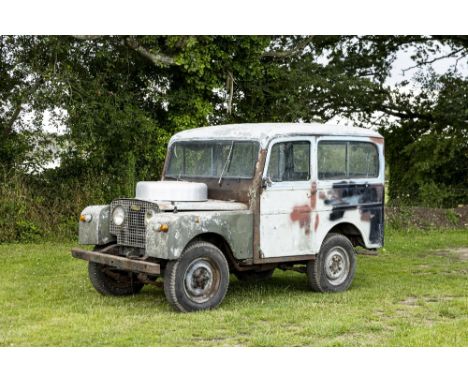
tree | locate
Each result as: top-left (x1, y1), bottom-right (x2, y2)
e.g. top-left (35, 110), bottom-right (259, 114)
top-left (1, 35), bottom-right (467, 207)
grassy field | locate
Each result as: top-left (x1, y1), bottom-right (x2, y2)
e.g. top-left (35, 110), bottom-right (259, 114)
top-left (0, 229), bottom-right (467, 346)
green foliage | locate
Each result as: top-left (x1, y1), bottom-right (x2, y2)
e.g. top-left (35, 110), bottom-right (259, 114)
top-left (386, 206), bottom-right (414, 230)
top-left (445, 209), bottom-right (460, 225)
top-left (15, 220), bottom-right (42, 243)
top-left (1, 35), bottom-right (467, 242)
top-left (384, 73), bottom-right (468, 208)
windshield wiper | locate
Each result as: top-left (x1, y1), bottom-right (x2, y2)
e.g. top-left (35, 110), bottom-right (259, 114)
top-left (218, 141), bottom-right (234, 186)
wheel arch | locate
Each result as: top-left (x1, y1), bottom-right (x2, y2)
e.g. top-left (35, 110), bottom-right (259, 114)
top-left (185, 232), bottom-right (238, 271)
top-left (325, 222), bottom-right (366, 248)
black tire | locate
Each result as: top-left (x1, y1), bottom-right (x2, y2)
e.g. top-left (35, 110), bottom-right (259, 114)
top-left (164, 241), bottom-right (229, 312)
top-left (307, 233), bottom-right (356, 292)
top-left (234, 268), bottom-right (275, 282)
top-left (88, 261), bottom-right (144, 296)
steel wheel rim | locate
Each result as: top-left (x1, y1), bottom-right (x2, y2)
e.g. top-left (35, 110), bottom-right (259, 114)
top-left (324, 246), bottom-right (350, 285)
top-left (184, 258), bottom-right (220, 303)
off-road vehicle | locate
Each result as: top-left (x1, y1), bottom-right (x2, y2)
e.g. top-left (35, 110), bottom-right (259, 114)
top-left (72, 123), bottom-right (385, 312)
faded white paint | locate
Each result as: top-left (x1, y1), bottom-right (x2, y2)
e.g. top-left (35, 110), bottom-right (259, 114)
top-left (136, 181), bottom-right (207, 202)
top-left (170, 123), bottom-right (383, 149)
top-left (260, 136), bottom-right (315, 257)
top-left (260, 135), bottom-right (384, 258)
top-left (78, 205), bottom-right (115, 245)
top-left (155, 199), bottom-right (248, 211)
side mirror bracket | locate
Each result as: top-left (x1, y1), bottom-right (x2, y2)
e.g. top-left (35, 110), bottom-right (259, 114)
top-left (262, 176), bottom-right (272, 188)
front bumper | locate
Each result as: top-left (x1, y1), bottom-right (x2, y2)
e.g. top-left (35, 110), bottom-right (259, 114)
top-left (71, 247), bottom-right (161, 275)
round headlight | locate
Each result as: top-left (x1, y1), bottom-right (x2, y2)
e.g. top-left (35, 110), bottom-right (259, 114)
top-left (112, 206), bottom-right (125, 226)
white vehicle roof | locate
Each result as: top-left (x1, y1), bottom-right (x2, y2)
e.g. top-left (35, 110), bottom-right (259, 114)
top-left (170, 123), bottom-right (383, 148)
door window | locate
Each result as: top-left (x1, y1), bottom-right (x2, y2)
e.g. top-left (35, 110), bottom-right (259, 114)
top-left (267, 141), bottom-right (310, 182)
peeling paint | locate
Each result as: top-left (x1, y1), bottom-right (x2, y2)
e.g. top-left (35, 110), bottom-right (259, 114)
top-left (170, 123), bottom-right (383, 149)
top-left (369, 136), bottom-right (384, 145)
top-left (310, 181), bottom-right (317, 210)
top-left (314, 214), bottom-right (320, 232)
top-left (146, 210), bottom-right (254, 260)
top-left (78, 205), bottom-right (115, 245)
top-left (290, 205), bottom-right (312, 235)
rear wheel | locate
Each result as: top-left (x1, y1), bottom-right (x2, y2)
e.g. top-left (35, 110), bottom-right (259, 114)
top-left (88, 261), bottom-right (144, 296)
top-left (307, 233), bottom-right (356, 292)
top-left (164, 241), bottom-right (229, 312)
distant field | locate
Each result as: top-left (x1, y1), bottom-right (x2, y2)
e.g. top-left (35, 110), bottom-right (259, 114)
top-left (0, 229), bottom-right (467, 346)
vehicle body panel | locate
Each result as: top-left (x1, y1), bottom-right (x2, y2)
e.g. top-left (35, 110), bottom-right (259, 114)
top-left (260, 135), bottom-right (384, 258)
top-left (260, 136), bottom-right (315, 258)
top-left (78, 205), bottom-right (115, 245)
top-left (145, 210), bottom-right (253, 260)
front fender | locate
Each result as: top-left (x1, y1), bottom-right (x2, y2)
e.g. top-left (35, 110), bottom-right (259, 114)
top-left (145, 211), bottom-right (253, 260)
top-left (78, 205), bottom-right (115, 245)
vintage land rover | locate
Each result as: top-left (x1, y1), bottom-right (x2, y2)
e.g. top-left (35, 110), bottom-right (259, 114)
top-left (72, 123), bottom-right (384, 312)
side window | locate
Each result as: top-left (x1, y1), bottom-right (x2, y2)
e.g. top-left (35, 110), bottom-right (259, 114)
top-left (318, 142), bottom-right (347, 179)
top-left (267, 141), bottom-right (310, 182)
top-left (349, 142), bottom-right (379, 178)
top-left (318, 141), bottom-right (379, 180)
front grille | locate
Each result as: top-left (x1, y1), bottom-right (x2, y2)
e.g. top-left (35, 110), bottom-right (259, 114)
top-left (109, 199), bottom-right (158, 248)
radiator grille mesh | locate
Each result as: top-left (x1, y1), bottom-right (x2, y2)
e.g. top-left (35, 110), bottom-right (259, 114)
top-left (109, 199), bottom-right (158, 248)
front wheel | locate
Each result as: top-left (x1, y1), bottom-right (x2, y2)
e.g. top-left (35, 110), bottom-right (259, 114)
top-left (164, 241), bottom-right (229, 312)
top-left (307, 233), bottom-right (356, 292)
top-left (88, 262), bottom-right (144, 296)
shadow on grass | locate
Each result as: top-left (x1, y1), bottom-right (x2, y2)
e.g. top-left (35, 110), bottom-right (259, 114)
top-left (79, 269), bottom-right (378, 315)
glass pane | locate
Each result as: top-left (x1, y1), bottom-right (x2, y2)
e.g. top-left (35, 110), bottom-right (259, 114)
top-left (349, 142), bottom-right (379, 178)
top-left (166, 141), bottom-right (259, 179)
top-left (267, 141), bottom-right (310, 182)
top-left (183, 144), bottom-right (212, 176)
top-left (318, 142), bottom-right (347, 179)
top-left (226, 142), bottom-right (258, 178)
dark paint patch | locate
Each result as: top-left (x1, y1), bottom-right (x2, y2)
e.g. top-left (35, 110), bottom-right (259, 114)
top-left (290, 205), bottom-right (312, 235)
top-left (323, 182), bottom-right (384, 245)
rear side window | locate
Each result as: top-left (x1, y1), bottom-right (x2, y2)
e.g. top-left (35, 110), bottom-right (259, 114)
top-left (348, 142), bottom-right (379, 178)
top-left (318, 141), bottom-right (379, 180)
top-left (267, 141), bottom-right (310, 182)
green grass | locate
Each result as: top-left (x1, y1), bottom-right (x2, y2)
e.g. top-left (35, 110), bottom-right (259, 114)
top-left (0, 229), bottom-right (467, 346)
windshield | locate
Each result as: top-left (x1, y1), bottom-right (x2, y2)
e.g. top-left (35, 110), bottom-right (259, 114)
top-left (166, 140), bottom-right (260, 179)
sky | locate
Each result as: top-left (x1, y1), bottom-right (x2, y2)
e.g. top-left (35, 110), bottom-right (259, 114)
top-left (388, 45), bottom-right (468, 86)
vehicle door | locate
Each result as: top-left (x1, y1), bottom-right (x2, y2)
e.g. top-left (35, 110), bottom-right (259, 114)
top-left (315, 137), bottom-right (385, 249)
top-left (260, 137), bottom-right (316, 258)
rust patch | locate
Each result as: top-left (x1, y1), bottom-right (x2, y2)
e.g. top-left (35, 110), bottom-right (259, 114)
top-left (361, 211), bottom-right (372, 222)
top-left (252, 148), bottom-right (268, 263)
top-left (314, 214), bottom-right (319, 231)
top-left (310, 181), bottom-right (317, 210)
top-left (370, 137), bottom-right (384, 145)
top-left (290, 205), bottom-right (312, 235)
